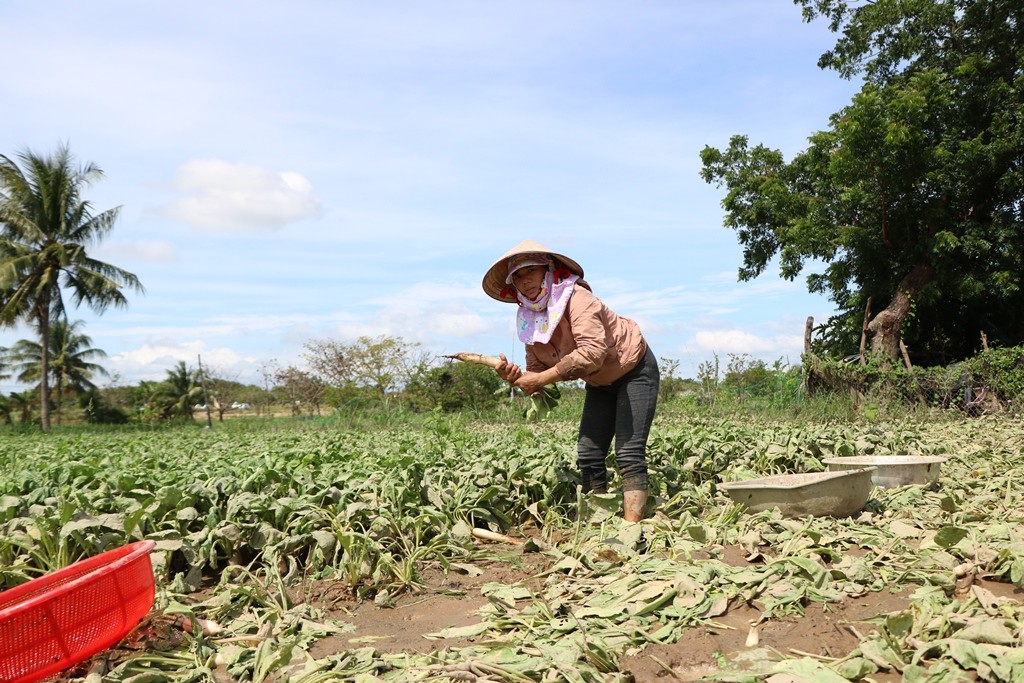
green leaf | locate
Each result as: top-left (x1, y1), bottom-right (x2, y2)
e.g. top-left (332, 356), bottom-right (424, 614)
top-left (885, 610), bottom-right (914, 638)
top-left (933, 526), bottom-right (969, 549)
top-left (579, 492), bottom-right (621, 524)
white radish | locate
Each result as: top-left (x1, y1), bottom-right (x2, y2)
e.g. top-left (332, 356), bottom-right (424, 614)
top-left (444, 352), bottom-right (503, 368)
top-left (180, 616), bottom-right (224, 636)
top-left (471, 527), bottom-right (523, 545)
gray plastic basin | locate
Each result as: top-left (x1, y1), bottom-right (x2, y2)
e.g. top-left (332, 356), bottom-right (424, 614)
top-left (719, 467), bottom-right (875, 518)
top-left (822, 455), bottom-right (947, 489)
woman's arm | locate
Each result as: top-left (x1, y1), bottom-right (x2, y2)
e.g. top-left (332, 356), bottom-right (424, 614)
top-left (515, 365), bottom-right (562, 396)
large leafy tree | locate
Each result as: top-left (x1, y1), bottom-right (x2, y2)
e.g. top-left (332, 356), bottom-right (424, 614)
top-left (700, 0), bottom-right (1023, 364)
top-left (0, 144), bottom-right (143, 429)
top-left (7, 318), bottom-right (109, 425)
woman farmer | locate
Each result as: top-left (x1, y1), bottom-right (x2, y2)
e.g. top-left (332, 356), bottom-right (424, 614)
top-left (482, 240), bottom-right (659, 522)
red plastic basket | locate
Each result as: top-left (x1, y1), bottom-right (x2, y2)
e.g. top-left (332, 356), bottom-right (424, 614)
top-left (0, 540), bottom-right (156, 683)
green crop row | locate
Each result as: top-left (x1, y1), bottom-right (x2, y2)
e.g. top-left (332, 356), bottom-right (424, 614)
top-left (1, 415), bottom-right (1023, 681)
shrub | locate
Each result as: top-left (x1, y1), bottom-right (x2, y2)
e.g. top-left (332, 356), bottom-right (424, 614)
top-left (79, 390), bottom-right (129, 424)
top-left (405, 362), bottom-right (503, 413)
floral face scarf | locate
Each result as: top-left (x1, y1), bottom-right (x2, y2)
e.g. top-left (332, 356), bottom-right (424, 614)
top-left (515, 267), bottom-right (579, 344)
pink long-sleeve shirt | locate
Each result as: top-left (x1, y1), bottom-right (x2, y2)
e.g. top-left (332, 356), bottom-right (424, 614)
top-left (524, 284), bottom-right (647, 387)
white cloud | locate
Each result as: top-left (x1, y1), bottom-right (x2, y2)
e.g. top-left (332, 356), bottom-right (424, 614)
top-left (323, 280), bottom-right (497, 344)
top-left (683, 329), bottom-right (806, 368)
top-left (94, 239), bottom-right (179, 263)
top-left (376, 302), bottom-right (492, 340)
top-left (107, 341), bottom-right (261, 384)
top-left (597, 274), bottom-right (813, 323)
top-left (163, 160), bottom-right (321, 232)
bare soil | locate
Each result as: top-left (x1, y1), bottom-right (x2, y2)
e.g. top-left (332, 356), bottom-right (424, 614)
top-left (619, 592), bottom-right (908, 682)
top-left (300, 541), bottom-right (916, 681)
top-left (304, 551), bottom-right (551, 657)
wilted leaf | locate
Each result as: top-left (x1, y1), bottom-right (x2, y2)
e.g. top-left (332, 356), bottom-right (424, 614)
top-left (60, 513), bottom-right (125, 537)
top-left (580, 493), bottom-right (621, 524)
top-left (574, 604), bottom-right (625, 618)
top-left (449, 562), bottom-right (484, 577)
top-left (481, 582), bottom-right (531, 608)
top-left (311, 529), bottom-right (337, 553)
top-left (451, 520), bottom-right (473, 540)
top-left (858, 638), bottom-right (903, 670)
top-left (889, 520), bottom-right (922, 538)
top-left (956, 620), bottom-right (1016, 645)
top-left (771, 656), bottom-right (852, 682)
top-left (424, 622), bottom-right (490, 639)
top-left (834, 656), bottom-right (876, 680)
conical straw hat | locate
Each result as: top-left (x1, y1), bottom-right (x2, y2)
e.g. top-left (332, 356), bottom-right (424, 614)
top-left (482, 239), bottom-right (584, 302)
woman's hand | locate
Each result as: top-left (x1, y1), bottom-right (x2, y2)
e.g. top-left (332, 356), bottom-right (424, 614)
top-left (494, 353), bottom-right (523, 383)
top-left (514, 371), bottom-right (547, 397)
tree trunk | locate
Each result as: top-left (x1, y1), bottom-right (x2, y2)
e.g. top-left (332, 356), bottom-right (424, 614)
top-left (859, 297), bottom-right (872, 365)
top-left (866, 261), bottom-right (934, 361)
top-left (55, 376), bottom-right (64, 426)
top-left (37, 303), bottom-right (51, 431)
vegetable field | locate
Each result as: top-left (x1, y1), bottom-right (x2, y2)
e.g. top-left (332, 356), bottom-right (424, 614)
top-left (2, 413), bottom-right (1023, 682)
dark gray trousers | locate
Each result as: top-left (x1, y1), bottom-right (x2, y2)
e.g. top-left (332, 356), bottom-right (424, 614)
top-left (577, 346), bottom-right (659, 493)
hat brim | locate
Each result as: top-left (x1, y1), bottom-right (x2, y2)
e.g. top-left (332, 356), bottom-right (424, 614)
top-left (482, 239), bottom-right (584, 302)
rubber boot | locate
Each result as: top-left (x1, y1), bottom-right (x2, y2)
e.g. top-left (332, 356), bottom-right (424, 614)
top-left (623, 489), bottom-right (648, 522)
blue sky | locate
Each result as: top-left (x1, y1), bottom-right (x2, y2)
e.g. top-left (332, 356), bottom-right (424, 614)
top-left (0, 1), bottom-right (862, 391)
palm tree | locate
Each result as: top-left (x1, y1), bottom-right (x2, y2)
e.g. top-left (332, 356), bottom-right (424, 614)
top-left (7, 390), bottom-right (36, 425)
top-left (0, 345), bottom-right (10, 382)
top-left (156, 361), bottom-right (203, 420)
top-left (7, 318), bottom-right (109, 425)
top-left (0, 143), bottom-right (143, 430)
